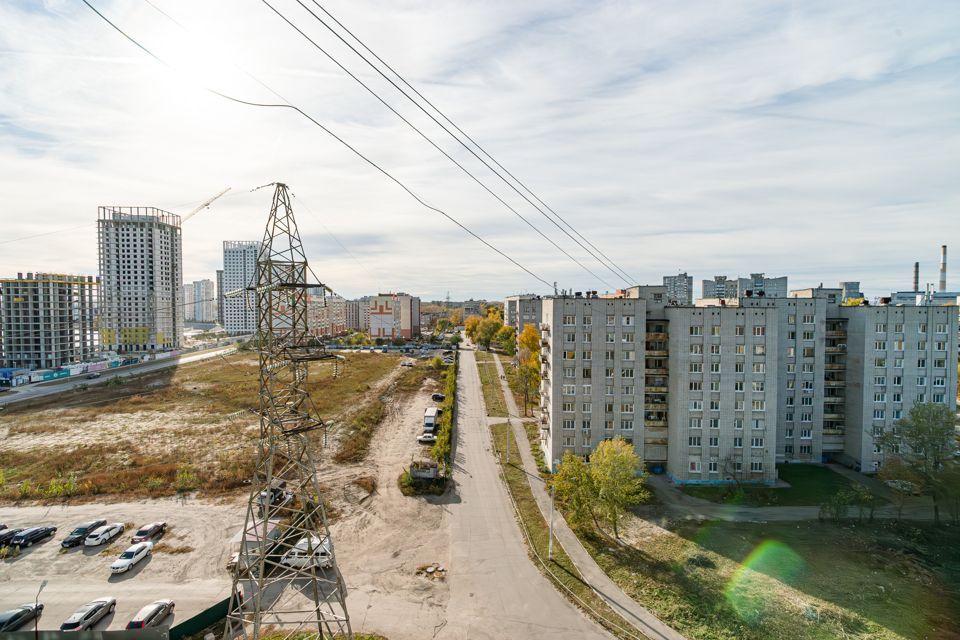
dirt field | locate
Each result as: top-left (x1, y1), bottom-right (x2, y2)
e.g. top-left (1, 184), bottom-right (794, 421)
top-left (0, 354), bottom-right (451, 639)
top-left (0, 352), bottom-right (402, 501)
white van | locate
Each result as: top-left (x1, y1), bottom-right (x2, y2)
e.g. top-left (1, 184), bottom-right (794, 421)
top-left (280, 535), bottom-right (333, 569)
top-left (423, 407), bottom-right (439, 429)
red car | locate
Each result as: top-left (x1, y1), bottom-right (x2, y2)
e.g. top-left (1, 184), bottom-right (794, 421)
top-left (131, 522), bottom-right (166, 544)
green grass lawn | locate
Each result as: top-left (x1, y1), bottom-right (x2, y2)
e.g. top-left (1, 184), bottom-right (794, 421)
top-left (581, 517), bottom-right (960, 640)
top-left (474, 353), bottom-right (508, 417)
top-left (680, 464), bottom-right (881, 506)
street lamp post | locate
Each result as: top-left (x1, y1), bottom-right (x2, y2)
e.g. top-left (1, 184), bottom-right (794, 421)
top-left (35, 580), bottom-right (47, 640)
top-left (548, 484), bottom-right (555, 561)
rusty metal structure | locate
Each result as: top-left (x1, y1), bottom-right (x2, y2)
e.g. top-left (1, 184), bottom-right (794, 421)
top-left (224, 183), bottom-right (351, 640)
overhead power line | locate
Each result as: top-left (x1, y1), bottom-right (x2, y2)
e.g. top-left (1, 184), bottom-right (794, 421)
top-left (286, 0), bottom-right (638, 286)
top-left (258, 0), bottom-right (614, 289)
top-left (81, 0), bottom-right (552, 290)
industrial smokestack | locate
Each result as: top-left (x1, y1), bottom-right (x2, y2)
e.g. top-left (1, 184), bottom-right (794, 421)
top-left (913, 262), bottom-right (920, 292)
top-left (940, 245), bottom-right (947, 292)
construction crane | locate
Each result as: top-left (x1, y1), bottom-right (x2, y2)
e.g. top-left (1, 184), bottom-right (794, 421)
top-left (181, 187), bottom-right (231, 223)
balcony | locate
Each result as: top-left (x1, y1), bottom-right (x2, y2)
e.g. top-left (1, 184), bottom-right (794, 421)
top-left (646, 332), bottom-right (668, 340)
top-left (541, 338), bottom-right (549, 347)
top-left (826, 344), bottom-right (847, 353)
top-left (645, 367), bottom-right (668, 375)
top-left (824, 396), bottom-right (844, 404)
top-left (826, 330), bottom-right (846, 338)
top-left (824, 379), bottom-right (845, 387)
top-left (645, 385), bottom-right (667, 393)
top-left (824, 412), bottom-right (844, 420)
top-left (645, 350), bottom-right (668, 357)
top-left (645, 419), bottom-right (667, 427)
top-left (825, 363), bottom-right (844, 371)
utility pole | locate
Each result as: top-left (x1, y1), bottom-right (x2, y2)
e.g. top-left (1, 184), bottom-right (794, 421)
top-left (548, 485), bottom-right (555, 561)
top-left (224, 183), bottom-right (351, 640)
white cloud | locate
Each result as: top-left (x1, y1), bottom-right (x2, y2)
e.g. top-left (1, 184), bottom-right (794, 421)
top-left (0, 0), bottom-right (957, 300)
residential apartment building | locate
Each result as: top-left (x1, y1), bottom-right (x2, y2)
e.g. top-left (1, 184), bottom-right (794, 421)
top-left (505, 294), bottom-right (543, 330)
top-left (182, 284), bottom-right (196, 321)
top-left (216, 269), bottom-right (225, 326)
top-left (98, 207), bottom-right (183, 352)
top-left (368, 293), bottom-right (420, 340)
top-left (222, 241), bottom-right (259, 335)
top-left (663, 273), bottom-right (693, 305)
top-left (192, 279), bottom-right (216, 322)
top-left (702, 273), bottom-right (788, 299)
top-left (345, 299), bottom-right (361, 331)
top-left (537, 282), bottom-right (959, 485)
top-left (306, 292), bottom-right (347, 337)
top-left (0, 273), bottom-right (98, 369)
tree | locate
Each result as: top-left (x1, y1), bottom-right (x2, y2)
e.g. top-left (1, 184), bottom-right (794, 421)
top-left (435, 318), bottom-right (453, 334)
top-left (518, 324), bottom-right (541, 366)
top-left (550, 452), bottom-right (596, 529)
top-left (850, 482), bottom-right (884, 523)
top-left (516, 361), bottom-right (540, 416)
top-left (476, 317), bottom-right (502, 349)
top-left (935, 464), bottom-right (960, 525)
top-left (590, 438), bottom-right (647, 538)
top-left (449, 309), bottom-right (463, 326)
top-left (464, 315), bottom-right (482, 341)
top-left (495, 325), bottom-right (516, 355)
top-left (877, 401), bottom-right (958, 524)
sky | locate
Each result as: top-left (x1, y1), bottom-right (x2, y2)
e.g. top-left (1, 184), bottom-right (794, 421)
top-left (1, 0), bottom-right (958, 301)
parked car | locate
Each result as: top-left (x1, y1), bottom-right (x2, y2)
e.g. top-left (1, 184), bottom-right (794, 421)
top-left (85, 373), bottom-right (102, 379)
top-left (62, 520), bottom-right (107, 548)
top-left (131, 522), bottom-right (166, 544)
top-left (257, 485), bottom-right (293, 514)
top-left (60, 597), bottom-right (116, 632)
top-left (431, 393), bottom-right (446, 402)
top-left (417, 433), bottom-right (437, 445)
top-left (110, 541), bottom-right (153, 574)
top-left (0, 604), bottom-right (43, 631)
top-left (10, 526), bottom-right (57, 548)
top-left (884, 479), bottom-right (922, 495)
top-left (0, 528), bottom-right (24, 547)
top-left (85, 523), bottom-right (124, 547)
top-left (279, 536), bottom-right (332, 569)
top-left (125, 599), bottom-right (174, 629)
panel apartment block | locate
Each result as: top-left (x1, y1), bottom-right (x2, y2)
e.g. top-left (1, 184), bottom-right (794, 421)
top-left (666, 304), bottom-right (780, 484)
top-left (539, 294), bottom-right (646, 470)
top-left (663, 273), bottom-right (693, 305)
top-left (222, 241), bottom-right (259, 335)
top-left (505, 294), bottom-right (543, 330)
top-left (368, 293), bottom-right (420, 339)
top-left (838, 304), bottom-right (958, 472)
top-left (0, 273), bottom-right (98, 369)
top-left (98, 207), bottom-right (183, 352)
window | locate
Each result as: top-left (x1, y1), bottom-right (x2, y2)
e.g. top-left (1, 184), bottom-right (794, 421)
top-left (621, 367), bottom-right (634, 378)
top-left (689, 460), bottom-right (701, 472)
top-left (788, 314), bottom-right (796, 324)
top-left (710, 362), bottom-right (721, 373)
top-left (750, 437), bottom-right (764, 448)
top-left (752, 363), bottom-right (766, 374)
top-left (582, 402), bottom-right (592, 412)
top-left (801, 412), bottom-right (812, 423)
top-left (709, 400), bottom-right (720, 411)
top-left (620, 419), bottom-right (634, 430)
top-left (689, 325), bottom-right (703, 336)
top-left (752, 418), bottom-right (765, 429)
top-left (736, 344), bottom-right (746, 355)
top-left (622, 332), bottom-right (634, 343)
top-left (581, 419), bottom-right (591, 429)
top-left (734, 399), bottom-right (745, 411)
top-left (801, 396), bottom-right (813, 406)
top-left (802, 314), bottom-right (814, 324)
top-left (802, 330), bottom-right (814, 341)
top-left (917, 376), bottom-right (926, 387)
top-left (564, 332), bottom-right (576, 344)
top-left (800, 445), bottom-right (812, 454)
top-left (874, 357), bottom-right (886, 367)
top-left (583, 316), bottom-right (592, 326)
top-left (752, 380), bottom-right (765, 392)
top-left (786, 346), bottom-right (795, 357)
top-left (562, 402), bottom-right (575, 412)
top-left (562, 419), bottom-right (575, 429)
top-left (690, 343), bottom-right (703, 354)
top-left (582, 368), bottom-right (592, 379)
top-left (582, 350), bottom-right (592, 360)
top-left (605, 350), bottom-right (615, 361)
top-left (689, 362), bottom-right (703, 373)
top-left (735, 362), bottom-right (745, 373)
top-left (786, 396), bottom-right (795, 406)
top-left (623, 351), bottom-right (635, 361)
top-left (934, 358), bottom-right (946, 368)
top-left (734, 418), bottom-right (744, 429)
top-left (933, 376), bottom-right (945, 387)
top-left (605, 385), bottom-right (614, 396)
top-left (784, 444), bottom-right (794, 454)
top-left (711, 326), bottom-right (721, 336)
top-left (709, 436), bottom-right (719, 447)
top-left (605, 402), bottom-right (614, 413)
top-left (893, 409), bottom-right (902, 419)
top-left (689, 417), bottom-right (702, 429)
top-left (606, 315), bottom-right (615, 326)
top-left (892, 392), bottom-right (902, 403)
top-left (894, 358), bottom-right (903, 369)
top-left (734, 380), bottom-right (744, 392)
top-left (563, 315), bottom-right (576, 326)
top-left (710, 344), bottom-right (722, 355)
top-left (933, 393), bottom-right (946, 404)
top-left (876, 323), bottom-right (887, 333)
top-left (786, 428), bottom-right (794, 437)
top-left (918, 323), bottom-right (927, 333)
top-left (893, 339), bottom-right (904, 351)
top-left (935, 341), bottom-right (946, 351)
top-left (786, 363), bottom-right (796, 373)
top-left (689, 436), bottom-right (702, 446)
top-left (604, 367), bottom-right (615, 378)
top-left (563, 351), bottom-right (575, 360)
top-left (689, 400), bottom-right (703, 411)
top-left (621, 402), bottom-right (634, 414)
top-left (802, 380), bottom-right (814, 391)
top-left (753, 326), bottom-right (766, 336)
top-left (800, 428), bottom-right (812, 439)
top-left (874, 392), bottom-right (886, 402)
top-left (562, 384), bottom-right (576, 395)
top-left (750, 461), bottom-right (764, 472)
top-left (689, 381), bottom-right (703, 391)
top-left (754, 344), bottom-right (765, 355)
top-left (735, 325), bottom-right (745, 336)
top-left (873, 409), bottom-right (885, 420)
top-left (936, 323), bottom-right (947, 334)
top-left (874, 375), bottom-right (886, 385)
top-left (708, 461), bottom-right (718, 472)
top-left (918, 358), bottom-right (927, 368)
top-left (709, 418), bottom-right (720, 429)
top-left (733, 437), bottom-right (743, 448)
top-left (622, 385), bottom-right (634, 395)
top-left (875, 341), bottom-right (887, 351)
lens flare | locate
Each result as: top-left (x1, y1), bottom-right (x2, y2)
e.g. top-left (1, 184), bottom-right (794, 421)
top-left (725, 540), bottom-right (805, 624)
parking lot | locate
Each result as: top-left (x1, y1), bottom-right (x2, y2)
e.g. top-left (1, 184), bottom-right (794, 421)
top-left (0, 499), bottom-right (239, 630)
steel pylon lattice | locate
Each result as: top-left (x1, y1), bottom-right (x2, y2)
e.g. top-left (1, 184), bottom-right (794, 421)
top-left (224, 183), bottom-right (351, 640)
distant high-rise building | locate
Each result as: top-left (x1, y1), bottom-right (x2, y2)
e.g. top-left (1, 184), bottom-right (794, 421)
top-left (663, 273), bottom-right (693, 305)
top-left (702, 273), bottom-right (787, 299)
top-left (306, 291), bottom-right (347, 337)
top-left (190, 279), bottom-right (216, 322)
top-left (367, 293), bottom-right (420, 339)
top-left (0, 272), bottom-right (99, 369)
top-left (505, 294), bottom-right (543, 330)
top-left (222, 241), bottom-right (259, 335)
top-left (345, 299), bottom-right (360, 331)
top-left (182, 284), bottom-right (196, 321)
top-left (216, 269), bottom-right (225, 326)
top-left (98, 207), bottom-right (183, 352)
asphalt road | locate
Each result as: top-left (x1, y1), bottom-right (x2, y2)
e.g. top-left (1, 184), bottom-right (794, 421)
top-left (436, 346), bottom-right (610, 640)
top-left (0, 345), bottom-right (240, 407)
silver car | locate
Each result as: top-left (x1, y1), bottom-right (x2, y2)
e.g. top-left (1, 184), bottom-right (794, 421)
top-left (125, 599), bottom-right (174, 629)
top-left (60, 597), bottom-right (115, 632)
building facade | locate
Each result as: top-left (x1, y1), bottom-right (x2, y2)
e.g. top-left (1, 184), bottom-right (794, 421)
top-left (222, 241), bottom-right (259, 335)
top-left (537, 283), bottom-right (959, 485)
top-left (306, 292), bottom-right (347, 337)
top-left (98, 207), bottom-right (183, 352)
top-left (191, 279), bottom-right (216, 322)
top-left (0, 273), bottom-right (98, 369)
top-left (505, 294), bottom-right (543, 330)
top-left (216, 269), bottom-right (225, 326)
top-left (663, 273), bottom-right (693, 305)
top-left (702, 274), bottom-right (788, 299)
top-left (182, 284), bottom-right (196, 321)
top-left (368, 293), bottom-right (420, 340)
top-left (345, 299), bottom-right (361, 331)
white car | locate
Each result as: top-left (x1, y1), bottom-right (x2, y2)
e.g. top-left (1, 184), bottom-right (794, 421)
top-left (84, 523), bottom-right (124, 547)
top-left (417, 433), bottom-right (437, 445)
top-left (60, 597), bottom-right (115, 632)
top-left (279, 536), bottom-right (332, 569)
top-left (110, 541), bottom-right (153, 574)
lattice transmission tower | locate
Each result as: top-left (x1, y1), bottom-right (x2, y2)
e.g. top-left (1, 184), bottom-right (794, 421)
top-left (224, 183), bottom-right (351, 640)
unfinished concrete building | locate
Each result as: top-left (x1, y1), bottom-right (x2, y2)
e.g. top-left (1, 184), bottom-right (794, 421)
top-left (0, 272), bottom-right (98, 369)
